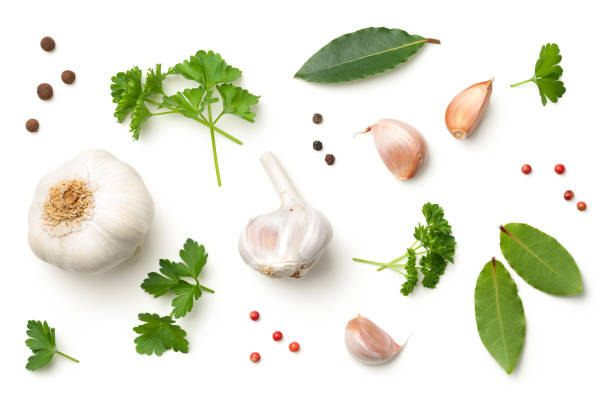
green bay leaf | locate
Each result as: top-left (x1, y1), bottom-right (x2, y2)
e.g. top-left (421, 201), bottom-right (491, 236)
top-left (294, 27), bottom-right (439, 83)
top-left (475, 259), bottom-right (526, 374)
top-left (500, 223), bottom-right (582, 295)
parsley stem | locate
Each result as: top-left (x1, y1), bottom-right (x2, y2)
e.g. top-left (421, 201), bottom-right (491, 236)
top-left (196, 114), bottom-right (243, 145)
top-left (376, 253), bottom-right (409, 271)
top-left (199, 284), bottom-right (215, 294)
top-left (207, 104), bottom-right (222, 186)
top-left (352, 258), bottom-right (399, 268)
top-left (510, 77), bottom-right (535, 87)
top-left (151, 111), bottom-right (176, 116)
top-left (55, 350), bottom-right (79, 363)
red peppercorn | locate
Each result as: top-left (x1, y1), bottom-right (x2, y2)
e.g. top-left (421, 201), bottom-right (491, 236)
top-left (272, 331), bottom-right (283, 341)
top-left (563, 190), bottom-right (574, 201)
top-left (577, 201), bottom-right (587, 211)
top-left (250, 352), bottom-right (260, 363)
top-left (249, 311), bottom-right (260, 321)
top-left (289, 342), bottom-right (300, 352)
top-left (521, 164), bottom-right (532, 175)
top-left (554, 164), bottom-right (565, 174)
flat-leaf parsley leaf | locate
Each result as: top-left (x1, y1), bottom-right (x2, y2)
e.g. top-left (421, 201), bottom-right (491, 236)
top-left (510, 43), bottom-right (566, 105)
top-left (25, 320), bottom-right (79, 371)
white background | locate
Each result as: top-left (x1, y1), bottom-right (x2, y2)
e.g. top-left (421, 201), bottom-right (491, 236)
top-left (1, 0), bottom-right (611, 406)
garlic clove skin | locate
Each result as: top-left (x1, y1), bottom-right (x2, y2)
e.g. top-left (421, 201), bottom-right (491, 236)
top-left (445, 79), bottom-right (493, 140)
top-left (28, 149), bottom-right (154, 274)
top-left (365, 119), bottom-right (427, 180)
top-left (238, 152), bottom-right (333, 278)
top-left (345, 315), bottom-right (402, 365)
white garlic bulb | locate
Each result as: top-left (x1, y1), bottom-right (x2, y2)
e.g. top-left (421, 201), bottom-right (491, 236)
top-left (28, 149), bottom-right (154, 273)
top-left (238, 152), bottom-right (333, 278)
top-left (345, 315), bottom-right (402, 365)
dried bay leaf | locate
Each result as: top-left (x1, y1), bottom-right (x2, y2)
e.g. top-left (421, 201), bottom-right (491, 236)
top-left (294, 27), bottom-right (439, 83)
top-left (500, 223), bottom-right (582, 296)
top-left (475, 259), bottom-right (526, 374)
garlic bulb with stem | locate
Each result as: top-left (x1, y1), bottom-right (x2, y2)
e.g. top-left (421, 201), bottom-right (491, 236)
top-left (345, 315), bottom-right (402, 365)
top-left (28, 149), bottom-right (154, 273)
top-left (445, 79), bottom-right (493, 140)
top-left (361, 119), bottom-right (427, 180)
top-left (238, 152), bottom-right (333, 278)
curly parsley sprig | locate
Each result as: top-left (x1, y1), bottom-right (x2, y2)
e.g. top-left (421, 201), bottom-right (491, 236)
top-left (510, 43), bottom-right (565, 106)
top-left (134, 239), bottom-right (214, 356)
top-left (353, 203), bottom-right (456, 296)
top-left (110, 51), bottom-right (260, 186)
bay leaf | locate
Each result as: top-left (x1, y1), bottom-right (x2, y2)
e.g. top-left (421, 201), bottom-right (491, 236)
top-left (294, 27), bottom-right (439, 83)
top-left (475, 259), bottom-right (526, 374)
top-left (500, 223), bottom-right (582, 295)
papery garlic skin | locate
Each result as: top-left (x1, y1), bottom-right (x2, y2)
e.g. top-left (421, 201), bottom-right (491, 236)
top-left (238, 152), bottom-right (333, 278)
top-left (345, 315), bottom-right (401, 365)
top-left (445, 79), bottom-right (493, 140)
top-left (365, 119), bottom-right (427, 180)
top-left (28, 149), bottom-right (154, 274)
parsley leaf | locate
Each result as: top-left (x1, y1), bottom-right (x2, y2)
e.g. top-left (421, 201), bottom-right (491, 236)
top-left (173, 50), bottom-right (242, 90)
top-left (216, 84), bottom-right (260, 122)
top-left (111, 67), bottom-right (142, 122)
top-left (133, 313), bottom-right (188, 356)
top-left (353, 202), bottom-right (456, 296)
top-left (135, 239), bottom-right (214, 356)
top-left (25, 320), bottom-right (79, 371)
top-left (511, 43), bottom-right (566, 106)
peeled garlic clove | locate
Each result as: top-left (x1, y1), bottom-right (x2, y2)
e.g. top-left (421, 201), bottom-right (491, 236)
top-left (445, 79), bottom-right (493, 140)
top-left (238, 152), bottom-right (333, 278)
top-left (28, 149), bottom-right (154, 273)
top-left (364, 119), bottom-right (427, 180)
top-left (345, 315), bottom-right (401, 365)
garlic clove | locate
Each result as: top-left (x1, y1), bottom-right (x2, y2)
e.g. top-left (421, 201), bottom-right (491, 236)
top-left (238, 152), bottom-right (333, 278)
top-left (365, 119), bottom-right (427, 180)
top-left (345, 315), bottom-right (402, 365)
top-left (445, 79), bottom-right (493, 140)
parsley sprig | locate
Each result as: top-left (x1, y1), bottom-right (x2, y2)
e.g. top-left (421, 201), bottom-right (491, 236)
top-left (510, 43), bottom-right (566, 105)
top-left (25, 320), bottom-right (79, 371)
top-left (353, 203), bottom-right (456, 296)
top-left (134, 239), bottom-right (214, 356)
top-left (110, 51), bottom-right (260, 186)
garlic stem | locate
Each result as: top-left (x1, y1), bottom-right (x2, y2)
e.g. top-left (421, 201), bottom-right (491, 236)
top-left (260, 152), bottom-right (305, 208)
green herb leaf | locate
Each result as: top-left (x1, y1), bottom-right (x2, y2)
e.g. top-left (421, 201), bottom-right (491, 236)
top-left (143, 64), bottom-right (167, 96)
top-left (141, 259), bottom-right (181, 297)
top-left (295, 27), bottom-right (439, 83)
top-left (160, 88), bottom-right (206, 119)
top-left (171, 281), bottom-right (203, 318)
top-left (110, 67), bottom-right (143, 122)
top-left (129, 99), bottom-right (152, 140)
top-left (173, 50), bottom-right (242, 90)
top-left (500, 223), bottom-right (582, 295)
top-left (179, 238), bottom-right (208, 279)
top-left (510, 43), bottom-right (565, 105)
top-left (216, 84), bottom-right (260, 122)
top-left (401, 249), bottom-right (418, 296)
top-left (25, 320), bottom-right (78, 370)
top-left (133, 313), bottom-right (188, 356)
top-left (475, 259), bottom-right (526, 374)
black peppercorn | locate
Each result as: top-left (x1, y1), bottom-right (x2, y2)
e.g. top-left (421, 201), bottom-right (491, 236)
top-left (313, 140), bottom-right (323, 151)
top-left (325, 154), bottom-right (335, 165)
top-left (26, 119), bottom-right (40, 133)
top-left (37, 83), bottom-right (53, 100)
top-left (312, 113), bottom-right (323, 124)
top-left (61, 70), bottom-right (76, 84)
top-left (40, 36), bottom-right (55, 52)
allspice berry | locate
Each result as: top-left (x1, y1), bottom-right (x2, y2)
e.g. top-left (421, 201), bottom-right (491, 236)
top-left (26, 119), bottom-right (40, 133)
top-left (40, 36), bottom-right (55, 52)
top-left (313, 140), bottom-right (323, 151)
top-left (61, 70), bottom-right (76, 84)
top-left (37, 83), bottom-right (53, 100)
top-left (312, 113), bottom-right (323, 124)
top-left (325, 154), bottom-right (335, 165)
